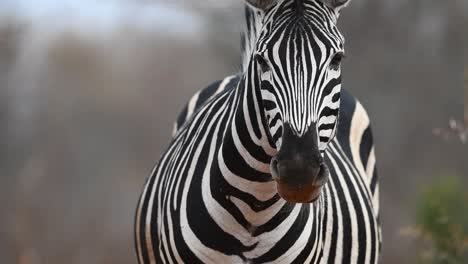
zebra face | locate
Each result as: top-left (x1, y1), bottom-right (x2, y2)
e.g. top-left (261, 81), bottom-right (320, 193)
top-left (247, 0), bottom-right (351, 203)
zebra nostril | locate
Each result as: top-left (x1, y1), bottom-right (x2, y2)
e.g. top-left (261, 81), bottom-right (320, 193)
top-left (270, 157), bottom-right (280, 180)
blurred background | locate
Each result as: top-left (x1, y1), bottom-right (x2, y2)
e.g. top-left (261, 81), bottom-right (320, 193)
top-left (0, 0), bottom-right (467, 263)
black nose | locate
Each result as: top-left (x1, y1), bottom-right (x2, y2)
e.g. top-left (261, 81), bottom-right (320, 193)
top-left (270, 123), bottom-right (329, 188)
top-left (270, 156), bottom-right (328, 187)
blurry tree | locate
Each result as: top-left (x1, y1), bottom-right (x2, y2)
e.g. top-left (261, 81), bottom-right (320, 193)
top-left (407, 175), bottom-right (468, 264)
top-left (404, 70), bottom-right (468, 264)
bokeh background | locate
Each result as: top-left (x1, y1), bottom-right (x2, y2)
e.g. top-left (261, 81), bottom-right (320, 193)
top-left (1, 0), bottom-right (467, 263)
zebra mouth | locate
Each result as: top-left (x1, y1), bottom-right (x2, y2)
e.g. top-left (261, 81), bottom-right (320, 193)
top-left (276, 182), bottom-right (323, 203)
top-left (269, 123), bottom-right (329, 203)
top-left (270, 157), bottom-right (329, 204)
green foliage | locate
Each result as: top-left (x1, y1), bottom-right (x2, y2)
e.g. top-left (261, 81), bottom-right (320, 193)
top-left (414, 175), bottom-right (468, 264)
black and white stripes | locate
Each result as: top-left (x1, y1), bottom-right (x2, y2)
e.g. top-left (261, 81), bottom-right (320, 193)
top-left (247, 0), bottom-right (345, 150)
top-left (135, 0), bottom-right (381, 263)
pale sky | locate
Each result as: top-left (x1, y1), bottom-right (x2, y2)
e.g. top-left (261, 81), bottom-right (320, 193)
top-left (0, 0), bottom-right (203, 33)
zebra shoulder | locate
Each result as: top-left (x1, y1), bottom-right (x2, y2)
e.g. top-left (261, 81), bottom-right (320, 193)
top-left (336, 89), bottom-right (378, 190)
top-left (172, 75), bottom-right (240, 137)
top-left (337, 89), bottom-right (381, 238)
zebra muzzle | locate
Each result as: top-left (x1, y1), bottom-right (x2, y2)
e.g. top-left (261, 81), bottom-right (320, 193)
top-left (269, 123), bottom-right (329, 203)
top-left (270, 156), bottom-right (329, 203)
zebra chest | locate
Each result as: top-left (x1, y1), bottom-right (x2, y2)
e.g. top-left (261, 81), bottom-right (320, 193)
top-left (318, 148), bottom-right (380, 264)
top-left (141, 132), bottom-right (378, 264)
top-left (156, 189), bottom-right (327, 263)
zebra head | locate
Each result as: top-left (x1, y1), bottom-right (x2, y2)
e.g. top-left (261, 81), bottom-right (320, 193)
top-left (245, 0), bottom-right (351, 203)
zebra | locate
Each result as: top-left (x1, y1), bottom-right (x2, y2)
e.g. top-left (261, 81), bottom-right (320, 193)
top-left (135, 0), bottom-right (381, 263)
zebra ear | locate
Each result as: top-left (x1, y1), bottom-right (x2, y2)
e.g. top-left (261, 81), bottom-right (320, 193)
top-left (245, 0), bottom-right (277, 10)
top-left (321, 0), bottom-right (351, 14)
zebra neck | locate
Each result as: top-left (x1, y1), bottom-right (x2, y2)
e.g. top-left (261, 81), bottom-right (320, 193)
top-left (231, 76), bottom-right (276, 158)
top-left (213, 77), bottom-right (289, 229)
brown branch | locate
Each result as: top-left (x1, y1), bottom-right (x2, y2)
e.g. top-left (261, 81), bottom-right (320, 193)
top-left (433, 68), bottom-right (468, 144)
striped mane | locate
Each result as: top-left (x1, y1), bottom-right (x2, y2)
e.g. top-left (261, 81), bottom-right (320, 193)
top-left (241, 4), bottom-right (263, 71)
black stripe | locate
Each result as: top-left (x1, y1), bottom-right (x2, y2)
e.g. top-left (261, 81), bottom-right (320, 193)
top-left (359, 126), bottom-right (373, 169)
top-left (336, 88), bottom-right (356, 158)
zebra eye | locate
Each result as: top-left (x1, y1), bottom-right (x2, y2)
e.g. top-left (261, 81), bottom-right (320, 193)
top-left (329, 53), bottom-right (344, 71)
top-left (255, 54), bottom-right (271, 73)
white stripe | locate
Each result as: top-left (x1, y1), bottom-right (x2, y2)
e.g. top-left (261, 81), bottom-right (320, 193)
top-left (373, 184), bottom-right (380, 217)
top-left (218, 149), bottom-right (277, 202)
top-left (270, 205), bottom-right (315, 264)
top-left (145, 144), bottom-right (177, 263)
top-left (327, 146), bottom-right (359, 264)
top-left (179, 102), bottom-right (244, 263)
top-left (230, 196), bottom-right (285, 227)
top-left (172, 122), bottom-right (178, 137)
top-left (135, 173), bottom-right (152, 264)
top-left (331, 143), bottom-right (372, 264)
top-left (186, 90), bottom-right (200, 117)
top-left (366, 147), bottom-right (376, 179)
top-left (244, 204), bottom-right (301, 259)
top-left (349, 102), bottom-right (370, 185)
top-left (232, 114), bottom-right (271, 173)
top-left (215, 76), bottom-right (235, 94)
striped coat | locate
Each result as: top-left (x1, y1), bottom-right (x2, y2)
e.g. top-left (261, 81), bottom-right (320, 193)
top-left (135, 0), bottom-right (381, 263)
top-left (136, 76), bottom-right (381, 263)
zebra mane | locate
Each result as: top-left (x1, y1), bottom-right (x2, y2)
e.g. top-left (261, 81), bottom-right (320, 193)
top-left (241, 4), bottom-right (264, 72)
